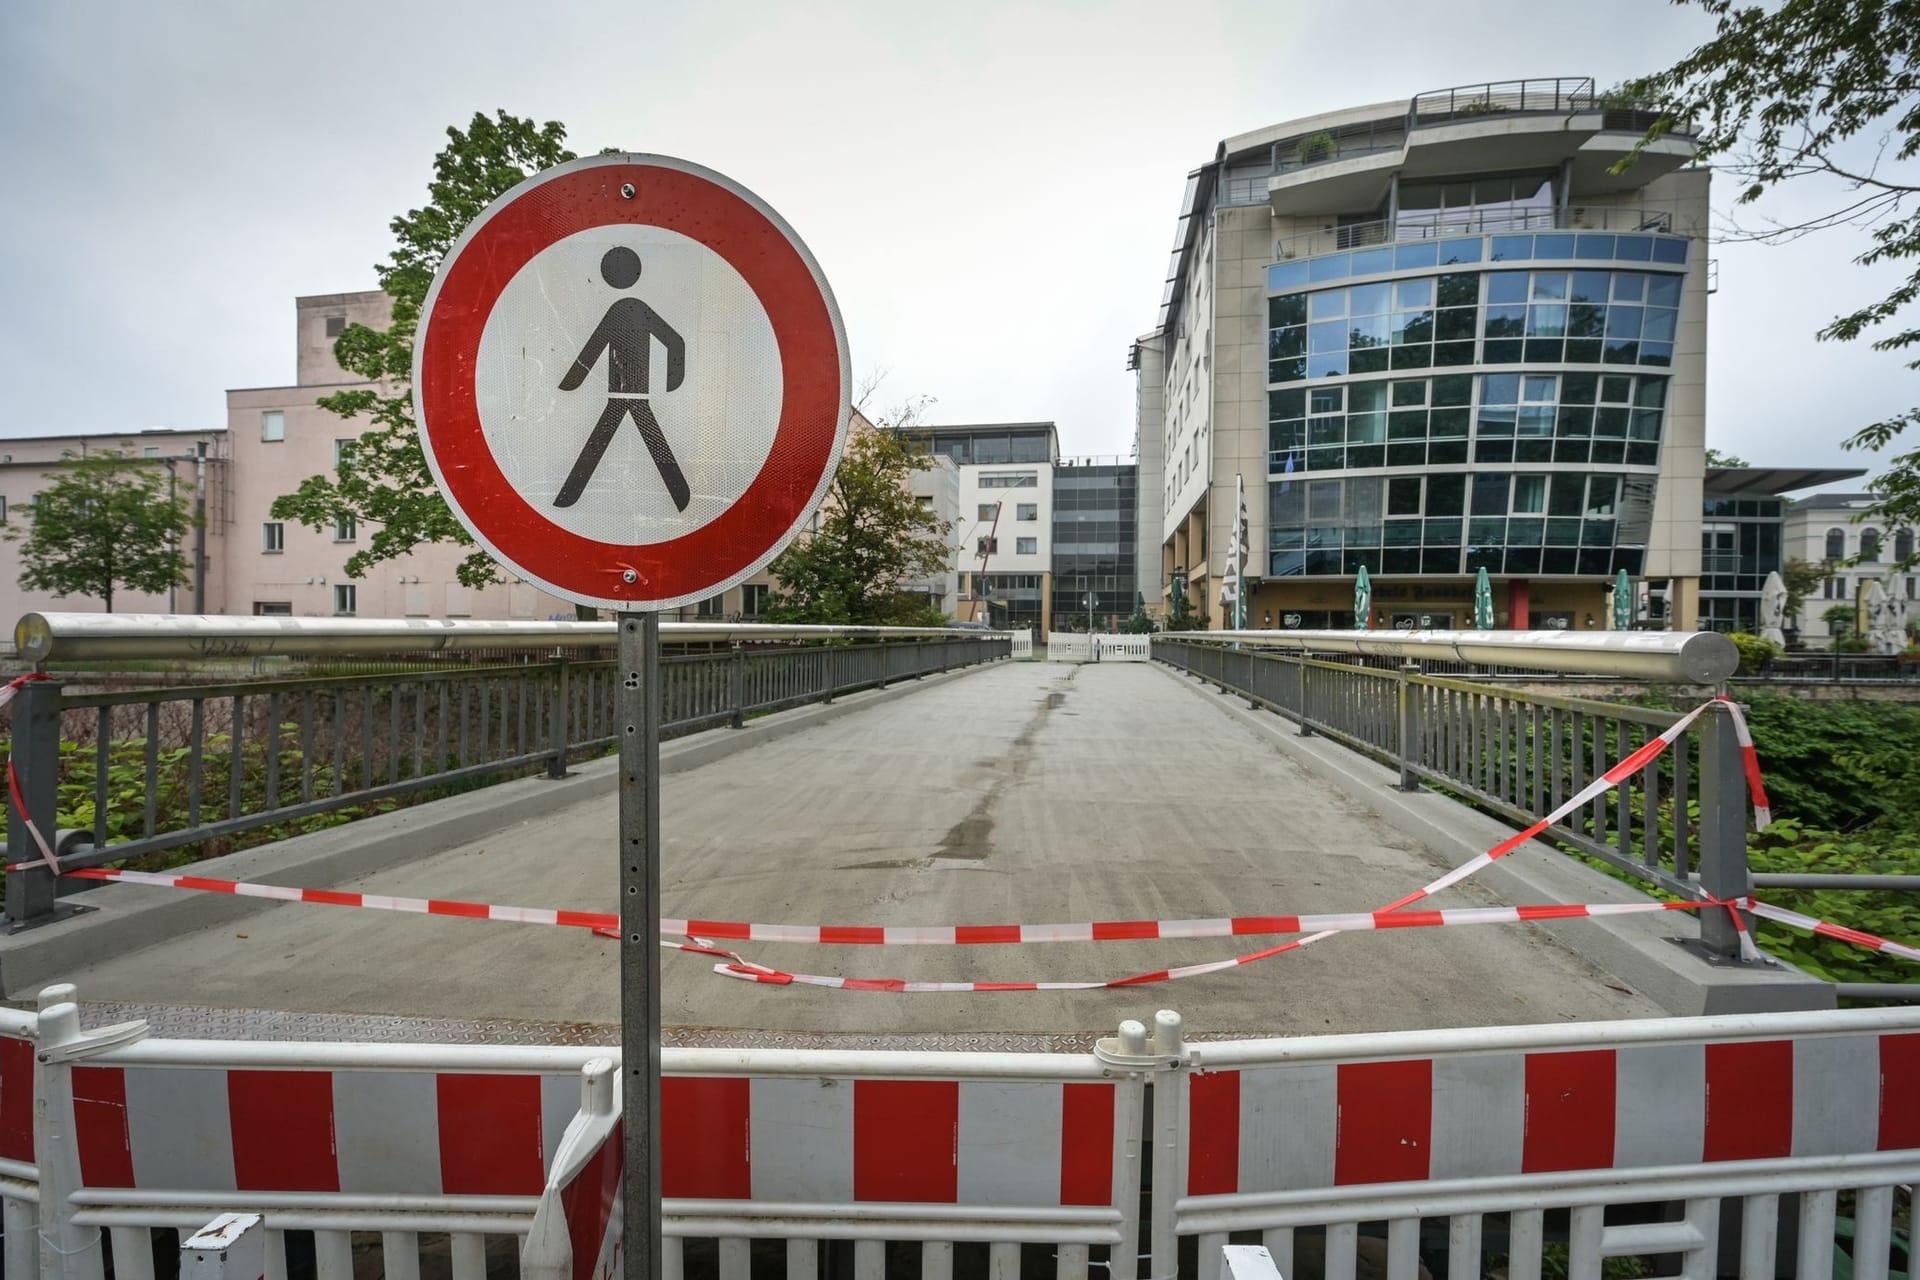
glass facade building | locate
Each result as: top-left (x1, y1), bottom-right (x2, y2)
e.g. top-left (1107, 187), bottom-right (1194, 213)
top-left (1051, 464), bottom-right (1138, 629)
top-left (1135, 79), bottom-right (1712, 630)
top-left (1264, 234), bottom-right (1685, 583)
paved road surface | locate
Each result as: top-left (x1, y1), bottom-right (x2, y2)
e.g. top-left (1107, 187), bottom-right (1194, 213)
top-left (59, 662), bottom-right (1660, 1039)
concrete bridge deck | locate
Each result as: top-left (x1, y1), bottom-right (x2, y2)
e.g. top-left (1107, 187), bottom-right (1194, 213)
top-left (23, 661), bottom-right (1663, 1041)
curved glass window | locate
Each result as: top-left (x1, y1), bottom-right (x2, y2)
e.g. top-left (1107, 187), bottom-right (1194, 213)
top-left (1270, 266), bottom-right (1683, 383)
top-left (1275, 232), bottom-right (1688, 291)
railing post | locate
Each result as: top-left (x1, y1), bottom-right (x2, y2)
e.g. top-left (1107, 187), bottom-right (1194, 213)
top-left (1697, 700), bottom-right (1755, 960)
top-left (1297, 662), bottom-right (1314, 736)
top-left (820, 648), bottom-right (835, 704)
top-left (1395, 663), bottom-right (1421, 790)
top-left (35, 989), bottom-right (118, 1280)
top-left (5, 676), bottom-right (69, 929)
top-left (546, 655), bottom-right (571, 778)
top-left (729, 645), bottom-right (746, 729)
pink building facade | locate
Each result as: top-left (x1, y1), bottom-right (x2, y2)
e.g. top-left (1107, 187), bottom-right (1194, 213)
top-left (221, 292), bottom-right (577, 621)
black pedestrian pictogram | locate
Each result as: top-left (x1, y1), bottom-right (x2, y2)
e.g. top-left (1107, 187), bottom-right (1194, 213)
top-left (555, 246), bottom-right (691, 510)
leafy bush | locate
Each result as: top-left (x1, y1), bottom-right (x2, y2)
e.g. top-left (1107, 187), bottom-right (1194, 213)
top-left (1726, 631), bottom-right (1783, 675)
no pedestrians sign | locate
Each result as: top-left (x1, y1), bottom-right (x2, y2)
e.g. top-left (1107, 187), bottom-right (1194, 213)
top-left (413, 153), bottom-right (850, 611)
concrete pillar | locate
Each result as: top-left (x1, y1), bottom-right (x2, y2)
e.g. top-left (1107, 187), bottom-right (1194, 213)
top-left (1672, 576), bottom-right (1701, 632)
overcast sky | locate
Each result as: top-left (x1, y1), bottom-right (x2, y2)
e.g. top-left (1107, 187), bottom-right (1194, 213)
top-left (1, 0), bottom-right (1910, 495)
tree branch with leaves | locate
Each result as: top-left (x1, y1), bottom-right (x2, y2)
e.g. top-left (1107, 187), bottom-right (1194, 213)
top-left (270, 111), bottom-right (577, 587)
top-left (5, 451), bottom-right (197, 611)
top-left (1625, 0), bottom-right (1919, 562)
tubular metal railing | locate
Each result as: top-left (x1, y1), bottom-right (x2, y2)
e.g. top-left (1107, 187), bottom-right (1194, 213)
top-left (1272, 205), bottom-right (1683, 263)
top-left (2, 621), bottom-right (1011, 928)
top-left (1153, 635), bottom-right (1753, 959)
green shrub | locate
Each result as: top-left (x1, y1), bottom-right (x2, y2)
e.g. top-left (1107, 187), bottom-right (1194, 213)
top-left (1726, 630), bottom-right (1783, 675)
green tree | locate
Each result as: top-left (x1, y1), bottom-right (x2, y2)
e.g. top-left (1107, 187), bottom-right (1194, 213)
top-left (1122, 592), bottom-right (1156, 634)
top-left (271, 111), bottom-right (577, 587)
top-left (5, 451), bottom-right (196, 610)
top-left (1780, 554), bottom-right (1826, 625)
top-left (1824, 601), bottom-right (1859, 639)
top-left (1704, 448), bottom-right (1752, 467)
top-left (763, 408), bottom-right (953, 626)
top-left (1625, 1), bottom-right (1918, 562)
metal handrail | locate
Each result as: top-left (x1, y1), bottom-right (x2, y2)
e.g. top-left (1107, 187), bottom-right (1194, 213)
top-left (1171, 629), bottom-right (1739, 683)
top-left (1407, 77), bottom-right (1600, 127)
top-left (1272, 206), bottom-right (1682, 263)
top-left (13, 612), bottom-right (1010, 663)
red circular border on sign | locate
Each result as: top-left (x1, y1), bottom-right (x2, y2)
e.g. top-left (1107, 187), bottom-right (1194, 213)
top-left (418, 163), bottom-right (842, 604)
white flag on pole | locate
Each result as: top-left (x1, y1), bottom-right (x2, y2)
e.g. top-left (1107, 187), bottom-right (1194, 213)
top-left (1219, 473), bottom-right (1247, 621)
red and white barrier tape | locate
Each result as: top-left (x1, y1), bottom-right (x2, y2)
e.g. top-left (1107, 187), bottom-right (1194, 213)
top-left (23, 694), bottom-right (1798, 991)
top-left (1746, 899), bottom-right (1920, 965)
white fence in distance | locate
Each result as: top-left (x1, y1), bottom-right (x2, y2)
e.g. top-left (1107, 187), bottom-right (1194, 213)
top-left (1046, 635), bottom-right (1151, 662)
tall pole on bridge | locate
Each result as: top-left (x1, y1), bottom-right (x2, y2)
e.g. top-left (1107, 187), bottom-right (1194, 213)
top-left (408, 154), bottom-right (851, 1280)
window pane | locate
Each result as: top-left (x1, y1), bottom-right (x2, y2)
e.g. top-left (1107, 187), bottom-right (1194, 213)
top-left (1647, 274), bottom-right (1682, 307)
top-left (1387, 477), bottom-right (1422, 515)
top-left (1651, 238), bottom-right (1688, 264)
top-left (1425, 474), bottom-right (1465, 516)
top-left (1433, 375), bottom-right (1473, 407)
top-left (1487, 272), bottom-right (1530, 305)
top-left (1480, 373), bottom-right (1520, 404)
top-left (1512, 475), bottom-right (1546, 513)
top-left (1395, 279), bottom-right (1434, 309)
top-left (1531, 272), bottom-right (1568, 301)
top-left (1634, 377), bottom-right (1668, 408)
top-left (1309, 320), bottom-right (1348, 352)
top-left (1437, 308), bottom-right (1477, 340)
top-left (1309, 253), bottom-right (1353, 282)
top-left (1391, 380), bottom-right (1428, 407)
top-left (1549, 474), bottom-right (1585, 516)
top-left (1308, 480), bottom-right (1342, 521)
top-left (1270, 261), bottom-right (1311, 291)
top-left (1310, 386), bottom-right (1345, 414)
top-left (1350, 247), bottom-right (1394, 276)
top-left (1643, 308), bottom-right (1677, 342)
top-left (1437, 273), bottom-right (1478, 307)
top-left (1429, 407), bottom-right (1470, 438)
top-left (1309, 290), bottom-right (1349, 320)
top-left (1471, 473), bottom-right (1509, 514)
top-left (1612, 274), bottom-right (1647, 302)
top-left (1600, 375), bottom-right (1633, 402)
top-left (1616, 236), bottom-right (1656, 261)
top-left (1271, 326), bottom-right (1306, 358)
top-left (1270, 295), bottom-right (1308, 327)
top-left (1586, 476), bottom-right (1619, 516)
top-left (1349, 381), bottom-right (1388, 412)
top-left (1270, 388), bottom-right (1306, 419)
top-left (1394, 242), bottom-right (1439, 270)
top-left (1523, 375), bottom-right (1557, 402)
top-left (1575, 234), bottom-right (1614, 260)
top-left (1490, 235), bottom-right (1532, 261)
top-left (1349, 282), bottom-right (1392, 315)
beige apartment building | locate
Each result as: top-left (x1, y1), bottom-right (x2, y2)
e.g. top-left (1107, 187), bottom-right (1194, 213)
top-left (1137, 79), bottom-right (1713, 631)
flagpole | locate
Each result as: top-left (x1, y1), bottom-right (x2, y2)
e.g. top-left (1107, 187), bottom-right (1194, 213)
top-left (1234, 473), bottom-right (1247, 632)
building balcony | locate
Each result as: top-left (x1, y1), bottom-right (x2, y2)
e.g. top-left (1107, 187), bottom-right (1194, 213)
top-left (1239, 78), bottom-right (1697, 218)
top-left (1271, 204), bottom-right (1691, 268)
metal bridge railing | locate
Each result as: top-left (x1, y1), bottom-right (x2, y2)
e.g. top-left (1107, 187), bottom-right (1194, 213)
top-left (2, 618), bottom-right (1011, 929)
top-left (1152, 633), bottom-right (1753, 959)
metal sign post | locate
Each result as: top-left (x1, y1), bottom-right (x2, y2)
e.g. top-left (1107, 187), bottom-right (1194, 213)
top-left (617, 611), bottom-right (663, 1277)
top-left (411, 154), bottom-right (848, 1280)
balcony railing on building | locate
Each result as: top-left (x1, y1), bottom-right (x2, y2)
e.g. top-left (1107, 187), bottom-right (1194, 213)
top-left (1215, 75), bottom-right (1682, 207)
top-left (1272, 205), bottom-right (1683, 264)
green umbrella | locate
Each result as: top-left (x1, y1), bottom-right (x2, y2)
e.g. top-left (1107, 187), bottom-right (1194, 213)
top-left (1614, 568), bottom-right (1632, 631)
top-left (1353, 565), bottom-right (1372, 630)
top-left (1474, 566), bottom-right (1494, 630)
